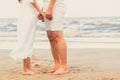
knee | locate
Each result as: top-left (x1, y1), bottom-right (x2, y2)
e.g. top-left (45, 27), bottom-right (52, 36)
top-left (52, 34), bottom-right (63, 43)
top-left (47, 34), bottom-right (54, 42)
top-left (47, 31), bottom-right (64, 42)
top-left (48, 34), bottom-right (61, 42)
top-left (48, 35), bottom-right (58, 42)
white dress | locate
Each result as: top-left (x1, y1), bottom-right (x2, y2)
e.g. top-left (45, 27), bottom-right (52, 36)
top-left (10, 0), bottom-right (38, 61)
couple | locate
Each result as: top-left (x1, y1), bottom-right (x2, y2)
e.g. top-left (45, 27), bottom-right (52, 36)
top-left (10, 0), bottom-right (67, 75)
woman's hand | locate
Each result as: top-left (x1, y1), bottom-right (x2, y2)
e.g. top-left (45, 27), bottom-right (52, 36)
top-left (45, 9), bottom-right (53, 21)
top-left (38, 14), bottom-right (44, 22)
top-left (32, 0), bottom-right (45, 18)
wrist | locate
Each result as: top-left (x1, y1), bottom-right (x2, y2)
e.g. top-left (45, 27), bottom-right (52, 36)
top-left (48, 5), bottom-right (54, 10)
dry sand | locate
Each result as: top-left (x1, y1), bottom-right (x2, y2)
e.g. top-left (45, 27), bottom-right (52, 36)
top-left (0, 48), bottom-right (120, 80)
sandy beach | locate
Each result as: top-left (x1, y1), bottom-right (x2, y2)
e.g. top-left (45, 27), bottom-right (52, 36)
top-left (0, 48), bottom-right (120, 80)
top-left (0, 15), bottom-right (120, 80)
top-left (0, 32), bottom-right (120, 80)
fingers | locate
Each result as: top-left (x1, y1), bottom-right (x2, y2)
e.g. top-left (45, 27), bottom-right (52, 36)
top-left (46, 14), bottom-right (53, 20)
top-left (41, 12), bottom-right (45, 17)
top-left (38, 13), bottom-right (53, 21)
top-left (42, 18), bottom-right (44, 22)
top-left (38, 14), bottom-right (44, 22)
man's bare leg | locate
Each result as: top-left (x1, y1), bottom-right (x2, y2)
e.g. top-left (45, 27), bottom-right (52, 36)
top-left (47, 31), bottom-right (67, 74)
top-left (47, 31), bottom-right (60, 73)
top-left (52, 31), bottom-right (67, 74)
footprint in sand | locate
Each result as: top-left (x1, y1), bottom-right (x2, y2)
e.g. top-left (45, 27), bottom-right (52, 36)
top-left (9, 68), bottom-right (19, 73)
top-left (69, 66), bottom-right (95, 74)
top-left (101, 77), bottom-right (118, 80)
top-left (34, 64), bottom-right (41, 68)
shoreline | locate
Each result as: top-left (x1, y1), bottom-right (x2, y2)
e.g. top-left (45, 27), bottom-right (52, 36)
top-left (0, 32), bottom-right (120, 49)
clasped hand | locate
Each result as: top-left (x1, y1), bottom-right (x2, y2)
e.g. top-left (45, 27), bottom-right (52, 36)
top-left (38, 9), bottom-right (53, 22)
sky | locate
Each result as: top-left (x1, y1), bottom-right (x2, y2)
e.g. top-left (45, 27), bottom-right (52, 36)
top-left (0, 0), bottom-right (120, 18)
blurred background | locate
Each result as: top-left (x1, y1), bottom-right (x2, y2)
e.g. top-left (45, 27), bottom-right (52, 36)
top-left (0, 0), bottom-right (120, 49)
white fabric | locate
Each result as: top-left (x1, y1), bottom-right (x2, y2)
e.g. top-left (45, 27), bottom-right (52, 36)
top-left (20, 0), bottom-right (33, 3)
top-left (30, 0), bottom-right (34, 3)
top-left (10, 0), bottom-right (38, 61)
top-left (43, 0), bottom-right (66, 31)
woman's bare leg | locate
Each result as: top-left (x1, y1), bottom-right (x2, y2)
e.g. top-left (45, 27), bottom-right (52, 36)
top-left (23, 57), bottom-right (39, 75)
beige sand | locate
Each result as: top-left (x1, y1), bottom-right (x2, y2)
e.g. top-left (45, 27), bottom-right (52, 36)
top-left (0, 49), bottom-right (120, 80)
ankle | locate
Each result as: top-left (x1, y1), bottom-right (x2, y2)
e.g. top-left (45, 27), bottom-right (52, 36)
top-left (54, 63), bottom-right (60, 66)
top-left (59, 65), bottom-right (67, 68)
top-left (23, 68), bottom-right (32, 72)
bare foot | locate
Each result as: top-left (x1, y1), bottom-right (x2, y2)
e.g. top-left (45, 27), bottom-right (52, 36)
top-left (23, 69), bottom-right (39, 75)
top-left (53, 66), bottom-right (68, 75)
top-left (47, 65), bottom-right (59, 73)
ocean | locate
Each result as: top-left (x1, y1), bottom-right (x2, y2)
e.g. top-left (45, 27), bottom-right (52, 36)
top-left (0, 17), bottom-right (120, 38)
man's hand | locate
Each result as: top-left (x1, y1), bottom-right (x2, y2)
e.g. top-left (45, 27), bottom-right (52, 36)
top-left (45, 9), bottom-right (53, 21)
top-left (38, 14), bottom-right (44, 22)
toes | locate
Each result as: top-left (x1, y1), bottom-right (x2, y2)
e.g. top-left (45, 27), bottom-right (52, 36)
top-left (53, 68), bottom-right (68, 75)
top-left (53, 71), bottom-right (68, 75)
top-left (47, 69), bottom-right (56, 73)
top-left (22, 70), bottom-right (40, 75)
